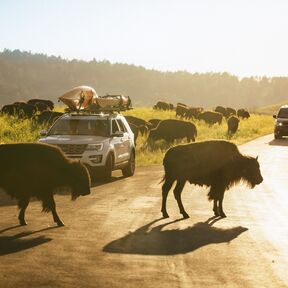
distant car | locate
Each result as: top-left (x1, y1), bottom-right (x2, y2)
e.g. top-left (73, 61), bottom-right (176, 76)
top-left (39, 112), bottom-right (136, 181)
top-left (273, 105), bottom-right (288, 139)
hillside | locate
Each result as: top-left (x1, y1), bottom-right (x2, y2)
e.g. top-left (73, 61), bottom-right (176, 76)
top-left (1, 49), bottom-right (288, 108)
top-left (252, 100), bottom-right (288, 115)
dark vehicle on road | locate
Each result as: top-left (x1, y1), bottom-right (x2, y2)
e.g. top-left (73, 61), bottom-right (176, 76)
top-left (273, 105), bottom-right (288, 139)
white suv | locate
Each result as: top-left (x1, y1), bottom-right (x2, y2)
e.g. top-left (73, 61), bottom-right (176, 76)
top-left (39, 112), bottom-right (135, 181)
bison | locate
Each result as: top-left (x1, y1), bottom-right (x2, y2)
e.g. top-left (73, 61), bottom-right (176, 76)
top-left (237, 108), bottom-right (250, 119)
top-left (147, 119), bottom-right (197, 144)
top-left (176, 104), bottom-right (189, 118)
top-left (128, 122), bottom-right (139, 146)
top-left (0, 143), bottom-right (91, 226)
top-left (198, 111), bottom-right (223, 125)
top-left (125, 116), bottom-right (151, 135)
top-left (227, 115), bottom-right (240, 135)
top-left (33, 111), bottom-right (64, 126)
top-left (185, 107), bottom-right (204, 119)
top-left (161, 140), bottom-right (263, 218)
top-left (148, 118), bottom-right (161, 129)
top-left (27, 99), bottom-right (54, 110)
top-left (1, 104), bottom-right (18, 116)
top-left (154, 101), bottom-right (170, 110)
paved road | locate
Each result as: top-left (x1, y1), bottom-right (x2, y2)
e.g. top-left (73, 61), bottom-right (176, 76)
top-left (1, 134), bottom-right (288, 287)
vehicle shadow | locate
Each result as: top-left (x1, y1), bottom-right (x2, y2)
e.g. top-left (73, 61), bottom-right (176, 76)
top-left (268, 138), bottom-right (288, 146)
top-left (91, 175), bottom-right (126, 188)
top-left (103, 217), bottom-right (248, 255)
top-left (0, 226), bottom-right (60, 256)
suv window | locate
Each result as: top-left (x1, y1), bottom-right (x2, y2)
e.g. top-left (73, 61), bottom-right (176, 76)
top-left (48, 119), bottom-right (109, 136)
top-left (277, 108), bottom-right (288, 118)
top-left (111, 119), bottom-right (120, 133)
top-left (117, 119), bottom-right (127, 132)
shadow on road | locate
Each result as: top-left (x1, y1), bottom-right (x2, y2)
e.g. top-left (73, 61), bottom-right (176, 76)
top-left (268, 139), bottom-right (288, 146)
top-left (0, 226), bottom-right (61, 256)
top-left (103, 217), bottom-right (248, 255)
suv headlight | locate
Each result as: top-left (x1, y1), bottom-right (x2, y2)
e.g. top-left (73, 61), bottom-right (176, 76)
top-left (276, 122), bottom-right (283, 126)
top-left (86, 143), bottom-right (103, 151)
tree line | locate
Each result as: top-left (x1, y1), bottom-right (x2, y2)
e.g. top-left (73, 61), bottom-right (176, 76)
top-left (0, 49), bottom-right (287, 108)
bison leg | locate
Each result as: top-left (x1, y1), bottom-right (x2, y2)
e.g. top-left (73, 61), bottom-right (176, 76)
top-left (43, 195), bottom-right (64, 226)
top-left (161, 178), bottom-right (174, 218)
top-left (173, 180), bottom-right (189, 218)
top-left (18, 197), bottom-right (30, 225)
top-left (211, 186), bottom-right (226, 218)
top-left (218, 190), bottom-right (226, 218)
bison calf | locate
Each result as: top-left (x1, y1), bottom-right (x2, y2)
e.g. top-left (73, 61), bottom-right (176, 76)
top-left (0, 143), bottom-right (91, 226)
top-left (161, 140), bottom-right (263, 218)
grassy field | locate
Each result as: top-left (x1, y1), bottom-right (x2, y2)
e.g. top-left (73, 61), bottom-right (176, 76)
top-left (0, 108), bottom-right (273, 166)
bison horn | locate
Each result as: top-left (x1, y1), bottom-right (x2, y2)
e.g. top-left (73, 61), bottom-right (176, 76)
top-left (256, 156), bottom-right (258, 160)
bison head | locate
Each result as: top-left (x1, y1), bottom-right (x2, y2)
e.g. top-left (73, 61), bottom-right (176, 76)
top-left (70, 162), bottom-right (91, 200)
top-left (242, 156), bottom-right (263, 188)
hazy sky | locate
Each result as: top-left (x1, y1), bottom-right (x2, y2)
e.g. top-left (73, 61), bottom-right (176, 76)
top-left (0, 0), bottom-right (288, 77)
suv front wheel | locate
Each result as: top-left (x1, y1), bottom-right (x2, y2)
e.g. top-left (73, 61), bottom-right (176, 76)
top-left (122, 151), bottom-right (135, 177)
top-left (101, 153), bottom-right (113, 181)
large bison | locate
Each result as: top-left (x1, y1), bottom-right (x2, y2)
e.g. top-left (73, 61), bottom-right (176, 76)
top-left (0, 143), bottom-right (91, 226)
top-left (147, 119), bottom-right (197, 144)
top-left (198, 111), bottom-right (223, 125)
top-left (161, 140), bottom-right (263, 218)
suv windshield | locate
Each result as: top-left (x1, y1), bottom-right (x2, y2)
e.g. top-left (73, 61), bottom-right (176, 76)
top-left (48, 119), bottom-right (110, 136)
top-left (277, 108), bottom-right (288, 118)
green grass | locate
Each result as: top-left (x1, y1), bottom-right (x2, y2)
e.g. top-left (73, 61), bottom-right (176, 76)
top-left (0, 108), bottom-right (273, 166)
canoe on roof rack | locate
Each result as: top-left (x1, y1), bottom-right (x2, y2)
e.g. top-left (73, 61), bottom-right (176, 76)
top-left (58, 86), bottom-right (132, 112)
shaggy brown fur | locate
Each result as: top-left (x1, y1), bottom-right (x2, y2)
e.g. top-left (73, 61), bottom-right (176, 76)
top-left (161, 140), bottom-right (263, 218)
top-left (148, 119), bottom-right (197, 144)
top-left (27, 99), bottom-right (54, 110)
top-left (124, 116), bottom-right (151, 135)
top-left (0, 143), bottom-right (90, 226)
top-left (198, 111), bottom-right (223, 125)
top-left (227, 115), bottom-right (240, 134)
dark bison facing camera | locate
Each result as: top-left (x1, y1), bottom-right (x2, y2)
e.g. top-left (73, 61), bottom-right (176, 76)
top-left (161, 140), bottom-right (263, 218)
top-left (147, 119), bottom-right (197, 144)
top-left (0, 143), bottom-right (91, 226)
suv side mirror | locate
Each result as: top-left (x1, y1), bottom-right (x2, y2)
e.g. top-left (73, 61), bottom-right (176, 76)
top-left (111, 131), bottom-right (124, 137)
top-left (40, 130), bottom-right (47, 136)
top-left (273, 115), bottom-right (277, 119)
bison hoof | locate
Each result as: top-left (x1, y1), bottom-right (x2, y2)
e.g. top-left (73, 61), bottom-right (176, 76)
top-left (182, 213), bottom-right (190, 219)
top-left (162, 212), bottom-right (169, 218)
top-left (56, 221), bottom-right (65, 226)
top-left (19, 220), bottom-right (27, 226)
top-left (220, 213), bottom-right (227, 218)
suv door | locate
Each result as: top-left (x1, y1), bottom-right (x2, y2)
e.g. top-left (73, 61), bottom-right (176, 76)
top-left (116, 118), bottom-right (131, 162)
top-left (111, 119), bottom-right (123, 164)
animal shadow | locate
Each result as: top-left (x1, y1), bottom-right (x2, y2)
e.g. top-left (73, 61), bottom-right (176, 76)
top-left (0, 226), bottom-right (59, 255)
top-left (103, 217), bottom-right (248, 255)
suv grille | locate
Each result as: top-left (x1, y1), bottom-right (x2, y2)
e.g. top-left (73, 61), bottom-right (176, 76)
top-left (57, 144), bottom-right (87, 155)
